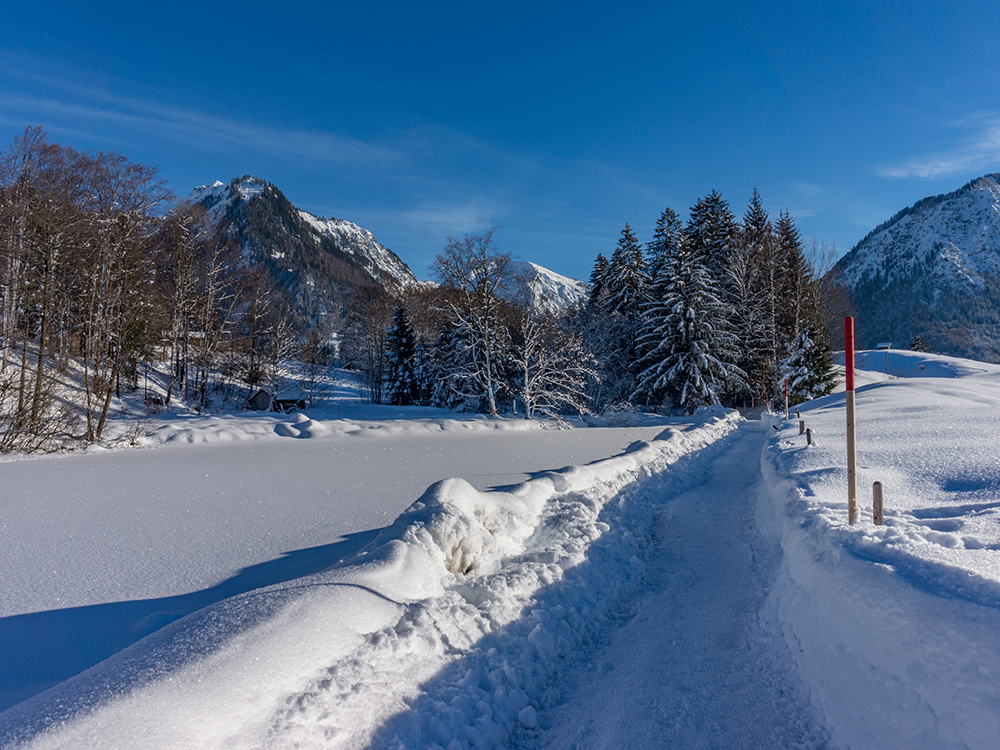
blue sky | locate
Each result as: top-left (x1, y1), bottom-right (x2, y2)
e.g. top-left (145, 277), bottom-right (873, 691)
top-left (3, 1), bottom-right (1000, 281)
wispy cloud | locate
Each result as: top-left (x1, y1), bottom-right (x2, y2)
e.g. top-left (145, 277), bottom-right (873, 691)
top-left (2, 92), bottom-right (395, 166)
top-left (402, 201), bottom-right (498, 235)
top-left (878, 117), bottom-right (1000, 179)
top-left (349, 200), bottom-right (502, 239)
top-left (770, 180), bottom-right (843, 219)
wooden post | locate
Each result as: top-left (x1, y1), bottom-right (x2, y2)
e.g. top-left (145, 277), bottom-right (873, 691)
top-left (806, 428), bottom-right (812, 446)
top-left (873, 482), bottom-right (884, 525)
top-left (799, 420), bottom-right (805, 434)
top-left (846, 317), bottom-right (858, 524)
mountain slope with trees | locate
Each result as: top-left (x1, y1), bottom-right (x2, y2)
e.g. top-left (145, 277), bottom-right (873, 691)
top-left (830, 173), bottom-right (1000, 361)
top-left (188, 177), bottom-right (417, 329)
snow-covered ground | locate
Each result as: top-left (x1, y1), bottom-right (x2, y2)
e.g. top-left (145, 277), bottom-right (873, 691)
top-left (2, 350), bottom-right (999, 748)
top-left (762, 349), bottom-right (1000, 749)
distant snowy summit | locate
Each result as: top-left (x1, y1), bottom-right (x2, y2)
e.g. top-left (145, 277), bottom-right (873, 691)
top-left (837, 173), bottom-right (1000, 291)
top-left (187, 176), bottom-right (417, 291)
top-left (831, 173), bottom-right (1000, 361)
top-left (506, 259), bottom-right (588, 314)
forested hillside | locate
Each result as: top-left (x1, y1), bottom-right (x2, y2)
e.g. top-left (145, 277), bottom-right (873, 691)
top-left (830, 173), bottom-right (1000, 361)
top-left (189, 177), bottom-right (417, 327)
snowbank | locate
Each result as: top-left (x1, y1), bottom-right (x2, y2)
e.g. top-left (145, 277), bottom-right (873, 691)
top-left (759, 361), bottom-right (1000, 749)
top-left (2, 411), bottom-right (740, 749)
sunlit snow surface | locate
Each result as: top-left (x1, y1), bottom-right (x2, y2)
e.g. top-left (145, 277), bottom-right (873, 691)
top-left (762, 349), bottom-right (1000, 749)
top-left (2, 350), bottom-right (1000, 749)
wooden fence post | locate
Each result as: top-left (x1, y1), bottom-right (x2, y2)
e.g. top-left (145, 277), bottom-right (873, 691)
top-left (799, 420), bottom-right (805, 434)
top-left (846, 317), bottom-right (858, 525)
top-left (873, 482), bottom-right (884, 525)
top-left (806, 428), bottom-right (812, 446)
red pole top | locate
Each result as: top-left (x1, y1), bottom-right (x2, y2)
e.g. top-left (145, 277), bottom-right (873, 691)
top-left (845, 317), bottom-right (855, 392)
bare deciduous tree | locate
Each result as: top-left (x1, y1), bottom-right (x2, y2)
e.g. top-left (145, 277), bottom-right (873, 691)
top-left (430, 228), bottom-right (513, 417)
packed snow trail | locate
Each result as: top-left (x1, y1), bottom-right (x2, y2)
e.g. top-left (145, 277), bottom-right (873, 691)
top-left (517, 420), bottom-right (827, 749)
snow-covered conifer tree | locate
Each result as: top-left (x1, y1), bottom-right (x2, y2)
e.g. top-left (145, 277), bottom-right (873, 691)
top-left (429, 320), bottom-right (467, 409)
top-left (686, 190), bottom-right (737, 284)
top-left (605, 223), bottom-right (649, 317)
top-left (729, 188), bottom-right (778, 404)
top-left (411, 335), bottom-right (434, 406)
top-left (634, 236), bottom-right (746, 411)
top-left (774, 210), bottom-right (818, 348)
top-left (588, 253), bottom-right (610, 307)
top-left (778, 327), bottom-right (837, 405)
top-left (383, 305), bottom-right (417, 406)
top-left (647, 207), bottom-right (683, 279)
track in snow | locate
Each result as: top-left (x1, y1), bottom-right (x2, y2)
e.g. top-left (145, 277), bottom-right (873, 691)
top-left (521, 422), bottom-right (829, 749)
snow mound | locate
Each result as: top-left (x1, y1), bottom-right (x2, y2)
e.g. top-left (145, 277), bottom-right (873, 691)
top-left (838, 348), bottom-right (1000, 380)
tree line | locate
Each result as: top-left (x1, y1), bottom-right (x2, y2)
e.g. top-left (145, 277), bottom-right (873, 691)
top-left (340, 228), bottom-right (597, 420)
top-left (2, 125), bottom-right (839, 450)
top-left (0, 127), bottom-right (304, 451)
top-left (585, 188), bottom-right (837, 412)
top-left (343, 188), bottom-right (837, 418)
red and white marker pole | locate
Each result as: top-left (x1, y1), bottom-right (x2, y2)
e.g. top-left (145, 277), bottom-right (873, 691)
top-left (845, 317), bottom-right (858, 524)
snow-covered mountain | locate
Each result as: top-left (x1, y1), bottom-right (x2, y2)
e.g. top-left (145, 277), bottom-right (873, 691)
top-left (187, 177), bottom-right (417, 323)
top-left (186, 178), bottom-right (589, 328)
top-left (504, 259), bottom-right (588, 314)
top-left (831, 173), bottom-right (1000, 360)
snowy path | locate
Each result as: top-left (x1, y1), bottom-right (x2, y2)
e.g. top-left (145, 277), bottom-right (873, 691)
top-left (521, 422), bottom-right (826, 749)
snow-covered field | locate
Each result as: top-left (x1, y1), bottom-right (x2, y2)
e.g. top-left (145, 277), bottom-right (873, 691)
top-left (2, 350), bottom-right (999, 748)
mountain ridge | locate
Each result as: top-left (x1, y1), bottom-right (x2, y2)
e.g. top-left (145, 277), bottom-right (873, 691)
top-left (187, 176), bottom-right (417, 326)
top-left (831, 173), bottom-right (1000, 361)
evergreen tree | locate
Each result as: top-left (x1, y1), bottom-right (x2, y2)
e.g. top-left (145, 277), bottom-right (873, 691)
top-left (730, 188), bottom-right (778, 404)
top-left (588, 253), bottom-right (610, 307)
top-left (383, 305), bottom-right (416, 406)
top-left (686, 190), bottom-right (737, 283)
top-left (411, 335), bottom-right (434, 405)
top-left (633, 236), bottom-right (745, 411)
top-left (774, 210), bottom-right (819, 345)
top-left (632, 256), bottom-right (675, 407)
top-left (909, 334), bottom-right (930, 353)
top-left (429, 320), bottom-right (467, 409)
top-left (778, 327), bottom-right (837, 405)
top-left (584, 224), bottom-right (649, 405)
top-left (605, 223), bottom-right (649, 317)
top-left (647, 207), bottom-right (683, 278)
